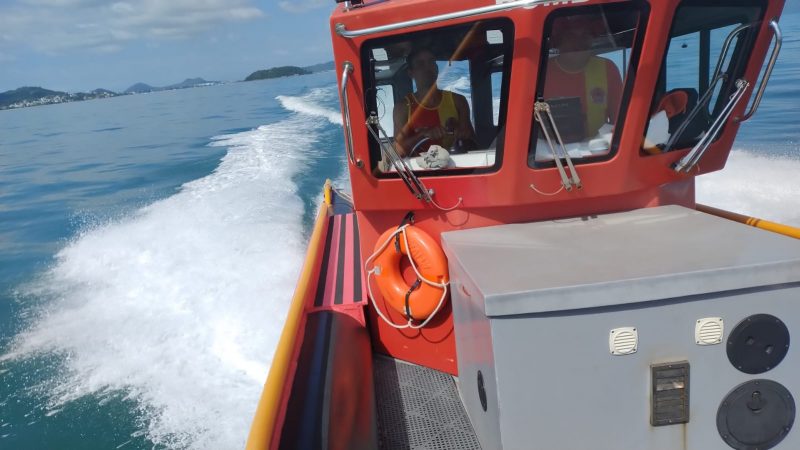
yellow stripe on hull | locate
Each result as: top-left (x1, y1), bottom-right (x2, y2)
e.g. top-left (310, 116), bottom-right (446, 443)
top-left (696, 203), bottom-right (800, 239)
top-left (246, 181), bottom-right (334, 450)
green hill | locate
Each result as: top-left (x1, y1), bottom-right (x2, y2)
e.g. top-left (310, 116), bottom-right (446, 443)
top-left (303, 61), bottom-right (335, 73)
top-left (0, 86), bottom-right (122, 110)
top-left (0, 86), bottom-right (67, 108)
top-left (244, 66), bottom-right (311, 82)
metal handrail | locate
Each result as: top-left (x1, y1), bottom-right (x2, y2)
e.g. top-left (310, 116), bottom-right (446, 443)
top-left (710, 23), bottom-right (756, 84)
top-left (740, 19), bottom-right (782, 122)
top-left (665, 22), bottom-right (758, 152)
top-left (673, 79), bottom-right (750, 173)
top-left (335, 0), bottom-right (548, 39)
top-left (663, 73), bottom-right (726, 152)
top-left (339, 62), bottom-right (362, 167)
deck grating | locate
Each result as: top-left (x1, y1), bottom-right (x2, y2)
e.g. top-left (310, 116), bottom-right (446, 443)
top-left (374, 356), bottom-right (482, 450)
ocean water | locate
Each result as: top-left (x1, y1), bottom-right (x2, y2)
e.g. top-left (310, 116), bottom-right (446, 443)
top-left (1, 14), bottom-right (799, 449)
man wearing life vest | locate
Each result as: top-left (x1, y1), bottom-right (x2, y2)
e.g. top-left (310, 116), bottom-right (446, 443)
top-left (543, 15), bottom-right (623, 141)
top-left (393, 47), bottom-right (476, 156)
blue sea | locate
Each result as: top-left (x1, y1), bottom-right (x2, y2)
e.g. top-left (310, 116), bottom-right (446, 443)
top-left (1, 14), bottom-right (799, 449)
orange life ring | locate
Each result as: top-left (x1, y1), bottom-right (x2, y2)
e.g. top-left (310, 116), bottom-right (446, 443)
top-left (372, 225), bottom-right (449, 321)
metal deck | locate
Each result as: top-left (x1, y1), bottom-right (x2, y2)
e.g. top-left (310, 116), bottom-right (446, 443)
top-left (373, 356), bottom-right (481, 450)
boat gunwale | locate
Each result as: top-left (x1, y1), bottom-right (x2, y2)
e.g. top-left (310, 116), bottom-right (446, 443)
top-left (245, 181), bottom-right (334, 450)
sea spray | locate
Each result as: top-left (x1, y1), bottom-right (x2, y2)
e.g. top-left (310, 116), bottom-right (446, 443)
top-left (2, 106), bottom-right (337, 448)
top-left (697, 149), bottom-right (800, 227)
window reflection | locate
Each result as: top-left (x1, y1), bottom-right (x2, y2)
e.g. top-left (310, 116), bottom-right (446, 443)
top-left (529, 5), bottom-right (642, 167)
top-left (363, 20), bottom-right (514, 174)
top-left (642, 1), bottom-right (764, 155)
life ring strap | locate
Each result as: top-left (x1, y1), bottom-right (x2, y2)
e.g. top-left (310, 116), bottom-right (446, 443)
top-left (404, 278), bottom-right (421, 319)
top-left (364, 225), bottom-right (449, 329)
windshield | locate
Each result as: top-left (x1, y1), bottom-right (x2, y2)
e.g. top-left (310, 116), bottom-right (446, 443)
top-left (528, 3), bottom-right (645, 168)
top-left (641, 0), bottom-right (765, 155)
top-left (362, 19), bottom-right (514, 176)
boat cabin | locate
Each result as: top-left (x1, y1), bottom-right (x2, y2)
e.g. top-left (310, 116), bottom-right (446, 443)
top-left (244, 1), bottom-right (798, 449)
top-left (331, 0), bottom-right (784, 374)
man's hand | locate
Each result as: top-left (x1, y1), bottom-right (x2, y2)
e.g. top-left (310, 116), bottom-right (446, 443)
top-left (454, 125), bottom-right (472, 140)
top-left (417, 126), bottom-right (447, 140)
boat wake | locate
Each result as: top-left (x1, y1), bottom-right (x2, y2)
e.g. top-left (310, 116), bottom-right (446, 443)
top-left (277, 88), bottom-right (343, 126)
top-left (1, 90), bottom-right (345, 449)
top-left (0, 80), bottom-right (796, 450)
top-left (697, 149), bottom-right (800, 226)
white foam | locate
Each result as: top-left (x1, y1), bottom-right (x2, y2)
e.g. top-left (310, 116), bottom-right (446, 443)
top-left (5, 104), bottom-right (330, 448)
top-left (5, 81), bottom-right (797, 450)
top-left (441, 75), bottom-right (471, 94)
top-left (697, 149), bottom-right (800, 227)
top-left (277, 87), bottom-right (343, 125)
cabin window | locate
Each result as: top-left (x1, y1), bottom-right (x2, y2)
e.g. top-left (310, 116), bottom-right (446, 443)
top-left (528, 2), bottom-right (647, 168)
top-left (641, 0), bottom-right (765, 155)
top-left (362, 19), bottom-right (514, 176)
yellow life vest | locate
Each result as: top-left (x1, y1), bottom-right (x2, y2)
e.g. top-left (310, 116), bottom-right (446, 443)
top-left (583, 57), bottom-right (609, 137)
top-left (406, 90), bottom-right (458, 149)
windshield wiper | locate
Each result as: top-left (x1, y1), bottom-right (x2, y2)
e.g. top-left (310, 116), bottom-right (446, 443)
top-left (534, 101), bottom-right (581, 190)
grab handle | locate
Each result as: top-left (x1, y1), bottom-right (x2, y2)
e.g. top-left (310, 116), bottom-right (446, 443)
top-left (739, 20), bottom-right (782, 122)
top-left (340, 62), bottom-right (362, 167)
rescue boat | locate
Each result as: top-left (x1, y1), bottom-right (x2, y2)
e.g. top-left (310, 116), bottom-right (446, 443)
top-left (247, 0), bottom-right (800, 449)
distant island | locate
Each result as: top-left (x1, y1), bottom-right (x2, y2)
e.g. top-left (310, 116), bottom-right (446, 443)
top-left (0, 86), bottom-right (118, 110)
top-left (245, 66), bottom-right (310, 81)
top-left (1, 61), bottom-right (336, 111)
top-left (124, 78), bottom-right (221, 94)
top-left (0, 78), bottom-right (220, 110)
top-left (244, 61), bottom-right (334, 82)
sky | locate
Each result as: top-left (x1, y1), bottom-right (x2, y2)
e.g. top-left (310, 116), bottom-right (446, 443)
top-left (0, 0), bottom-right (335, 93)
top-left (2, 1), bottom-right (798, 94)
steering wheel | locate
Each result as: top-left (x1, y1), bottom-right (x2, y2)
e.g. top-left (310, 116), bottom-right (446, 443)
top-left (408, 135), bottom-right (480, 157)
top-left (408, 136), bottom-right (431, 157)
top-left (449, 137), bottom-right (478, 154)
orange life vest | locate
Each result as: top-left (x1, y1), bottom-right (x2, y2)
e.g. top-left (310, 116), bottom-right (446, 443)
top-left (405, 90), bottom-right (459, 150)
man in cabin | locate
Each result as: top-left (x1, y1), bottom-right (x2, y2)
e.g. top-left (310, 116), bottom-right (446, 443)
top-left (392, 47), bottom-right (476, 157)
top-left (543, 15), bottom-right (623, 141)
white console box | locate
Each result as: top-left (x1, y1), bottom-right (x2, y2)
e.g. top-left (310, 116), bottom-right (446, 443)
top-left (441, 206), bottom-right (800, 450)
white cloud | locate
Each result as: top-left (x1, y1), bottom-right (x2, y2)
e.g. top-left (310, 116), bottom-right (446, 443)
top-left (278, 0), bottom-right (328, 14)
top-left (0, 0), bottom-right (266, 54)
top-left (21, 0), bottom-right (105, 6)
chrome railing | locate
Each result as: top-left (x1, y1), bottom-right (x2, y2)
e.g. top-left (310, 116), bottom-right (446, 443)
top-left (335, 0), bottom-right (564, 39)
top-left (740, 19), bottom-right (782, 122)
top-left (663, 73), bottom-right (726, 153)
top-left (339, 62), bottom-right (362, 167)
top-left (710, 23), bottom-right (757, 84)
top-left (673, 79), bottom-right (750, 173)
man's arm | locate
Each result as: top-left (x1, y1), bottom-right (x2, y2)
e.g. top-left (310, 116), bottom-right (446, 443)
top-left (392, 102), bottom-right (412, 157)
top-left (453, 93), bottom-right (477, 141)
top-left (393, 99), bottom-right (446, 156)
top-left (605, 61), bottom-right (624, 123)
